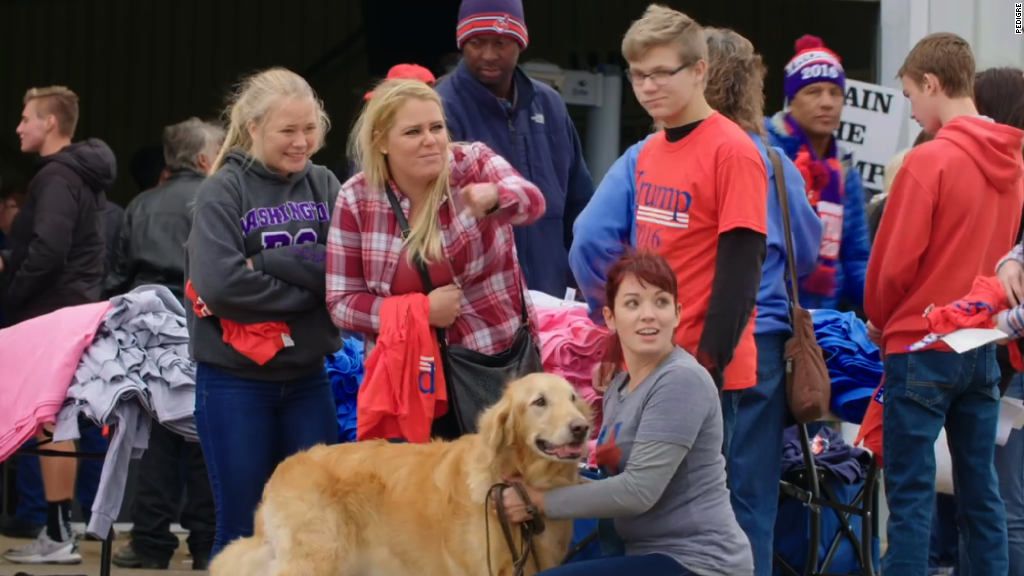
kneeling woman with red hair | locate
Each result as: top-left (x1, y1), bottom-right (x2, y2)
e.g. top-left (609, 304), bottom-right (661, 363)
top-left (499, 250), bottom-right (753, 576)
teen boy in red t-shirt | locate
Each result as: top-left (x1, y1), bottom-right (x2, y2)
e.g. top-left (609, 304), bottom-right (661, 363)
top-left (621, 5), bottom-right (768, 392)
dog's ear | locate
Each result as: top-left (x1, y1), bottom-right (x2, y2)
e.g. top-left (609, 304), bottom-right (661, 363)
top-left (479, 393), bottom-right (515, 452)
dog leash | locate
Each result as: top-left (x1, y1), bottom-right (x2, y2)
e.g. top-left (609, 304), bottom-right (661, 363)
top-left (485, 482), bottom-right (546, 576)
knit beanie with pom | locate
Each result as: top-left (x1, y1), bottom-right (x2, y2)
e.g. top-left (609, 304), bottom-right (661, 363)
top-left (784, 34), bottom-right (846, 102)
top-left (456, 0), bottom-right (528, 50)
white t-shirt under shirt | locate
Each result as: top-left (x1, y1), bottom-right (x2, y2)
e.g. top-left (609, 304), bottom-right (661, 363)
top-left (544, 347), bottom-right (753, 576)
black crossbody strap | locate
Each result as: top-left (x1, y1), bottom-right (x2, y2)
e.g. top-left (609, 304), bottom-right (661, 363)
top-left (383, 183), bottom-right (529, 326)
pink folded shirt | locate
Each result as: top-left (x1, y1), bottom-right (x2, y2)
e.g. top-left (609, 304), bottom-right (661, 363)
top-left (0, 302), bottom-right (111, 463)
top-left (536, 307), bottom-right (611, 437)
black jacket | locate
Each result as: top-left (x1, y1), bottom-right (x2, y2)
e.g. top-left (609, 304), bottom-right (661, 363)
top-left (103, 201), bottom-right (125, 277)
top-left (104, 170), bottom-right (205, 301)
top-left (0, 139), bottom-right (117, 325)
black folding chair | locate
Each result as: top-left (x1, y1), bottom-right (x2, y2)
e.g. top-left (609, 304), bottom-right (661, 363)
top-left (2, 424), bottom-right (115, 576)
top-left (774, 423), bottom-right (881, 576)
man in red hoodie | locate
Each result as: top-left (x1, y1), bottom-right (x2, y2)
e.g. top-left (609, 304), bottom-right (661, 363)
top-left (866, 33), bottom-right (1024, 576)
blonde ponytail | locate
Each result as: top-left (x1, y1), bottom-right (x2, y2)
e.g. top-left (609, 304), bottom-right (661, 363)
top-left (211, 121), bottom-right (243, 173)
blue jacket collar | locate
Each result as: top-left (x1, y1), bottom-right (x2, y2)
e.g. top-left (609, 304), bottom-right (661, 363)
top-left (453, 60), bottom-right (537, 118)
top-left (765, 112), bottom-right (802, 158)
top-left (765, 111), bottom-right (852, 164)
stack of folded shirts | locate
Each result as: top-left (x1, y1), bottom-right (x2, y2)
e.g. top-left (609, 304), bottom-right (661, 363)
top-left (326, 335), bottom-right (365, 443)
top-left (535, 306), bottom-right (611, 436)
top-left (811, 309), bottom-right (884, 424)
top-left (52, 285), bottom-right (198, 539)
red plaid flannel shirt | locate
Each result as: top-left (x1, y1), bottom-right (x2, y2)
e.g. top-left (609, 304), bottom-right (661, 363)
top-left (326, 142), bottom-right (545, 355)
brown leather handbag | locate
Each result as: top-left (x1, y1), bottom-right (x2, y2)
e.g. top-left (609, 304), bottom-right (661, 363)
top-left (766, 146), bottom-right (832, 423)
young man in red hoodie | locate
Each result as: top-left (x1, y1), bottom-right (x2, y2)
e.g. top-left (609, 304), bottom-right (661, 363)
top-left (866, 33), bottom-right (1024, 576)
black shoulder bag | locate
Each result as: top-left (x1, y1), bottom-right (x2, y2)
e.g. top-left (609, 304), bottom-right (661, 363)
top-left (384, 184), bottom-right (544, 438)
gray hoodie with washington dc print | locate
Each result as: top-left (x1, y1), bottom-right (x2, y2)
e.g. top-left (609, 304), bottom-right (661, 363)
top-left (185, 149), bottom-right (341, 380)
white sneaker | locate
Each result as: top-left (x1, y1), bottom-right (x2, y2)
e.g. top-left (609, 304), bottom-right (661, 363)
top-left (2, 532), bottom-right (82, 564)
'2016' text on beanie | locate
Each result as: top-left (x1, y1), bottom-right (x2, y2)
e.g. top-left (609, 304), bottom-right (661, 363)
top-left (784, 34), bottom-right (846, 102)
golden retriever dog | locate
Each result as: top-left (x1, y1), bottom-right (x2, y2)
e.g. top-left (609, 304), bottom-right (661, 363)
top-left (210, 372), bottom-right (592, 576)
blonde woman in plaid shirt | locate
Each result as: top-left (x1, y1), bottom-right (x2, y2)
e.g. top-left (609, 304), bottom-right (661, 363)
top-left (326, 78), bottom-right (546, 438)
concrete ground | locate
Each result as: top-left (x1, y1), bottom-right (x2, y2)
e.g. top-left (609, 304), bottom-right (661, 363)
top-left (0, 524), bottom-right (204, 576)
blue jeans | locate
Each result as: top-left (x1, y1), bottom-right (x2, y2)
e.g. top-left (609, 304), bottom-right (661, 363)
top-left (195, 363), bottom-right (337, 559)
top-left (929, 494), bottom-right (959, 570)
top-left (15, 426), bottom-right (108, 525)
top-left (536, 553), bottom-right (697, 575)
top-left (960, 372), bottom-right (1024, 576)
top-left (721, 333), bottom-right (788, 576)
top-left (882, 346), bottom-right (1008, 576)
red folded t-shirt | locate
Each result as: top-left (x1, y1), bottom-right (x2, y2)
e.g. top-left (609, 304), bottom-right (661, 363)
top-left (185, 280), bottom-right (293, 365)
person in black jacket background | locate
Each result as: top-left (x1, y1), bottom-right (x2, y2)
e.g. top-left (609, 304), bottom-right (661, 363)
top-left (0, 182), bottom-right (25, 252)
top-left (129, 143), bottom-right (170, 193)
top-left (102, 200), bottom-right (124, 278)
top-left (2, 86), bottom-right (116, 566)
top-left (105, 117), bottom-right (224, 571)
top-left (0, 181), bottom-right (19, 328)
top-left (1, 87), bottom-right (116, 326)
top-left (105, 118), bottom-right (223, 302)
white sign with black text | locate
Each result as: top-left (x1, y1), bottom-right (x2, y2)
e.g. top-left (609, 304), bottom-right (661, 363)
top-left (834, 79), bottom-right (906, 197)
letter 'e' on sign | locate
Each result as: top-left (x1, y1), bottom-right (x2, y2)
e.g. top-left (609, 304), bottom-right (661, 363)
top-left (835, 79), bottom-right (906, 198)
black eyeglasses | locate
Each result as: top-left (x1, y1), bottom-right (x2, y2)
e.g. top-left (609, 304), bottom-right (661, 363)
top-left (624, 62), bottom-right (692, 86)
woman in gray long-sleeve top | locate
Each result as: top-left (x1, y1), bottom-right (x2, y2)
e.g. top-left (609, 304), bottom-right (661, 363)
top-left (499, 251), bottom-right (753, 576)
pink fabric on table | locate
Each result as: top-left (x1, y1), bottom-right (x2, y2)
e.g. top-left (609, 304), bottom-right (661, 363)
top-left (0, 301), bottom-right (111, 463)
top-left (536, 307), bottom-right (611, 437)
top-left (537, 307), bottom-right (611, 379)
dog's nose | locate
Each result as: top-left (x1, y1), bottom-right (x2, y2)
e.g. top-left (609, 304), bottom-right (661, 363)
top-left (570, 420), bottom-right (589, 442)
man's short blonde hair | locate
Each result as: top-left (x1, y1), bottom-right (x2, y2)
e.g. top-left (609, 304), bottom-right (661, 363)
top-left (897, 33), bottom-right (975, 99)
top-left (622, 4), bottom-right (707, 66)
top-left (24, 86), bottom-right (79, 137)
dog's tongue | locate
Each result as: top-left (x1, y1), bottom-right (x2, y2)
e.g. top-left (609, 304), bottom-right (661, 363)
top-left (553, 444), bottom-right (583, 458)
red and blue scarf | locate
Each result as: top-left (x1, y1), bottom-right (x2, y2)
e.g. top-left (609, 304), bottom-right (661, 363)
top-left (784, 113), bottom-right (845, 298)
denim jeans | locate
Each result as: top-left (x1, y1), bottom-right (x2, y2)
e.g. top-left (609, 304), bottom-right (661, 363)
top-left (929, 494), bottom-right (959, 571)
top-left (960, 372), bottom-right (1024, 576)
top-left (15, 425), bottom-right (108, 525)
top-left (195, 362), bottom-right (337, 559)
top-left (536, 553), bottom-right (698, 575)
top-left (882, 346), bottom-right (1008, 576)
top-left (721, 333), bottom-right (788, 576)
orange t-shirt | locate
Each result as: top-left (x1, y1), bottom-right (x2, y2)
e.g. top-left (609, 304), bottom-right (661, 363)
top-left (358, 294), bottom-right (448, 443)
top-left (634, 112), bottom-right (768, 390)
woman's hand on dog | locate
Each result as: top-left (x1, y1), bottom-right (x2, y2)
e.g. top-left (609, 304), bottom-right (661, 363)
top-left (496, 476), bottom-right (545, 523)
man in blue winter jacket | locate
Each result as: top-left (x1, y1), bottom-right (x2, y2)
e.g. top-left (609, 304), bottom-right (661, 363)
top-left (765, 35), bottom-right (871, 312)
top-left (435, 0), bottom-right (594, 298)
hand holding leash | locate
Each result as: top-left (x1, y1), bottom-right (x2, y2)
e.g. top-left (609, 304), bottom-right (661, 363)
top-left (496, 476), bottom-right (545, 523)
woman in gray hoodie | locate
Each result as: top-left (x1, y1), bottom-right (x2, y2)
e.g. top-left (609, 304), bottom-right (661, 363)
top-left (184, 67), bottom-right (341, 559)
